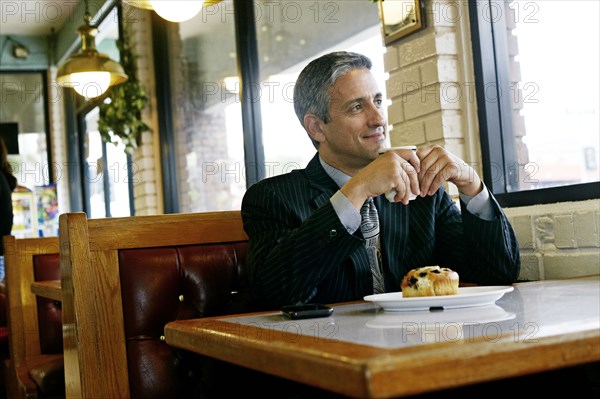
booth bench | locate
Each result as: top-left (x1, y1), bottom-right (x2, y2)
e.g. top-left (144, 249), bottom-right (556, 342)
top-left (59, 211), bottom-right (255, 398)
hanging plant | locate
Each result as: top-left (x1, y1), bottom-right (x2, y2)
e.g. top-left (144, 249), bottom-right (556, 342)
top-left (98, 30), bottom-right (149, 154)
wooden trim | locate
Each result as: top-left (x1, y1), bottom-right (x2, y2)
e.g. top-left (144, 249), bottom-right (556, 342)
top-left (60, 213), bottom-right (86, 398)
top-left (30, 280), bottom-right (61, 302)
top-left (86, 211), bottom-right (247, 250)
top-left (60, 212), bottom-right (131, 398)
top-left (3, 235), bottom-right (60, 399)
top-left (165, 290), bottom-right (600, 398)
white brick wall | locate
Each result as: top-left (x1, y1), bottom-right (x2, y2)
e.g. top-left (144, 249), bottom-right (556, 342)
top-left (123, 8), bottom-right (162, 215)
top-left (383, 0), bottom-right (599, 280)
top-left (47, 67), bottom-right (71, 213)
top-left (505, 200), bottom-right (600, 280)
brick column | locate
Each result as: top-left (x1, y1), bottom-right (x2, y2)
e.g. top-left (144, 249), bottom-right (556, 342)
top-left (123, 6), bottom-right (162, 215)
top-left (47, 67), bottom-right (71, 213)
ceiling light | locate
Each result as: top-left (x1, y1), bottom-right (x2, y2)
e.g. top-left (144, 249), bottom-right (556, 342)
top-left (223, 76), bottom-right (239, 93)
top-left (150, 0), bottom-right (204, 23)
top-left (56, 7), bottom-right (127, 99)
top-left (12, 43), bottom-right (29, 59)
top-left (3, 37), bottom-right (30, 60)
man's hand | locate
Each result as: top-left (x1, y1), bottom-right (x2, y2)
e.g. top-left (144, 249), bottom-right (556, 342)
top-left (417, 145), bottom-right (482, 197)
top-left (341, 148), bottom-right (420, 209)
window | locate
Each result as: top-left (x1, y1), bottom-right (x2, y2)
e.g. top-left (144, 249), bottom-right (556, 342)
top-left (80, 106), bottom-right (133, 218)
top-left (157, 0), bottom-right (387, 213)
top-left (257, 2), bottom-right (387, 179)
top-left (0, 72), bottom-right (53, 188)
top-left (165, 0), bottom-right (244, 213)
top-left (469, 0), bottom-right (599, 206)
top-left (0, 71), bottom-right (55, 237)
top-left (65, 4), bottom-right (134, 217)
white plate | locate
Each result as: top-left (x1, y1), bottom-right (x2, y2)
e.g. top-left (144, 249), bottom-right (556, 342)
top-left (363, 286), bottom-right (514, 312)
top-left (365, 304), bottom-right (516, 328)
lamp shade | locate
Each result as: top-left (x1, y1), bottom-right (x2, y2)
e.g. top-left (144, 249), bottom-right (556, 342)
top-left (57, 15), bottom-right (127, 98)
top-left (150, 0), bottom-right (204, 22)
top-left (122, 0), bottom-right (154, 10)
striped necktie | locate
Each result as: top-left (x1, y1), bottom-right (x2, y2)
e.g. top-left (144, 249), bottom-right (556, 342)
top-left (360, 198), bottom-right (384, 294)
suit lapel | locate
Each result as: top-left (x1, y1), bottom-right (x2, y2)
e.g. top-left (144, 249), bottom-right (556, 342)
top-left (304, 153), bottom-right (339, 209)
top-left (304, 153), bottom-right (372, 295)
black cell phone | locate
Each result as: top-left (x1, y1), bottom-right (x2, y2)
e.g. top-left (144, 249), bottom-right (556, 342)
top-left (281, 303), bottom-right (333, 320)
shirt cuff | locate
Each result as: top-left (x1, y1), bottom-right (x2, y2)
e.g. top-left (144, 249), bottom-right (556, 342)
top-left (330, 190), bottom-right (361, 234)
top-left (459, 183), bottom-right (496, 221)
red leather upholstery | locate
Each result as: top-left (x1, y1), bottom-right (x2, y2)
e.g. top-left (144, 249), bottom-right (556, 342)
top-left (0, 292), bottom-right (8, 358)
top-left (118, 242), bottom-right (253, 398)
top-left (31, 254), bottom-right (64, 397)
top-left (0, 292), bottom-right (6, 327)
top-left (32, 255), bottom-right (63, 355)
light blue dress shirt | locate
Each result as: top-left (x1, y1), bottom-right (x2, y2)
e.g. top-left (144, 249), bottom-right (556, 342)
top-left (319, 156), bottom-right (495, 234)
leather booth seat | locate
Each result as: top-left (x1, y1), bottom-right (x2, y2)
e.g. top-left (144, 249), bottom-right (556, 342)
top-left (32, 255), bottom-right (63, 356)
top-left (0, 291), bottom-right (7, 398)
top-left (0, 292), bottom-right (8, 359)
top-left (30, 254), bottom-right (64, 398)
top-left (118, 241), bottom-right (253, 398)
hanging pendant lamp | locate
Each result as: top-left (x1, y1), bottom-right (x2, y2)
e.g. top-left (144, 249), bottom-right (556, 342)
top-left (56, 3), bottom-right (127, 99)
top-left (149, 0), bottom-right (204, 23)
top-left (121, 0), bottom-right (154, 10)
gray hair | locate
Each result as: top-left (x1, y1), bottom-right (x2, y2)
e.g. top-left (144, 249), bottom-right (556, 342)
top-left (293, 51), bottom-right (372, 148)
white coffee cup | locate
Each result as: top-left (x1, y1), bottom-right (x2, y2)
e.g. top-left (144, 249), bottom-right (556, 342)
top-left (378, 146), bottom-right (418, 202)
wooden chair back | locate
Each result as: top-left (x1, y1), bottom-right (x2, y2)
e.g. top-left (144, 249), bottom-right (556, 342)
top-left (59, 211), bottom-right (250, 399)
top-left (3, 236), bottom-right (64, 399)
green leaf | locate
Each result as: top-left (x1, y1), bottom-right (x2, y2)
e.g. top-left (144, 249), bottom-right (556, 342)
top-left (97, 29), bottom-right (150, 152)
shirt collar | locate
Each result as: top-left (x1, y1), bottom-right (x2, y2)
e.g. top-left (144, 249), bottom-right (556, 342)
top-left (319, 154), bottom-right (351, 188)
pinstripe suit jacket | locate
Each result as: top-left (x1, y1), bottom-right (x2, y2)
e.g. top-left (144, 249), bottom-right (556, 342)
top-left (241, 154), bottom-right (520, 307)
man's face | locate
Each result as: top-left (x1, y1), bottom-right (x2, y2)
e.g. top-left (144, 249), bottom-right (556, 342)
top-left (317, 68), bottom-right (387, 175)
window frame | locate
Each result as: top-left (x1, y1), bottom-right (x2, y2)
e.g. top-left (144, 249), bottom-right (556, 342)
top-left (469, 0), bottom-right (599, 207)
top-left (151, 0), bottom-right (265, 213)
top-left (150, 11), bottom-right (179, 214)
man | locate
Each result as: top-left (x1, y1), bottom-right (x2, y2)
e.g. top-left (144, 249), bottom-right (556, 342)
top-left (241, 51), bottom-right (520, 308)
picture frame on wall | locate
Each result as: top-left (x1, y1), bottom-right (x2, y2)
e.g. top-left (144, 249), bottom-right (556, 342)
top-left (378, 0), bottom-right (426, 44)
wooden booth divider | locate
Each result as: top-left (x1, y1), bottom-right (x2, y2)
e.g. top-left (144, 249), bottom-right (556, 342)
top-left (3, 236), bottom-right (64, 399)
top-left (59, 211), bottom-right (253, 398)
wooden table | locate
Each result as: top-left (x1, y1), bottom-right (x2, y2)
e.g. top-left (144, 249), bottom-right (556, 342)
top-left (31, 280), bottom-right (62, 302)
top-left (164, 276), bottom-right (600, 398)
